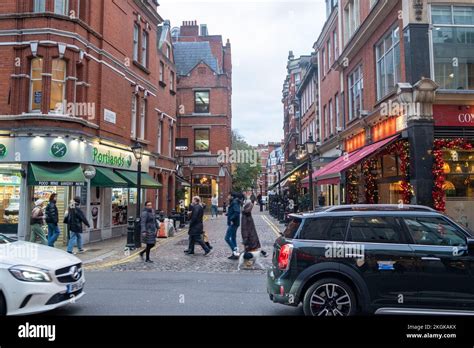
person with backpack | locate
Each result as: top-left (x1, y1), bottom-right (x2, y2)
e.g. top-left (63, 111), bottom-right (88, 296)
top-left (64, 197), bottom-right (90, 254)
top-left (45, 193), bottom-right (60, 247)
top-left (30, 199), bottom-right (47, 245)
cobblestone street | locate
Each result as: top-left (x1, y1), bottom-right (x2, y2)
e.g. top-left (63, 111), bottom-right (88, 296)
top-left (110, 206), bottom-right (282, 273)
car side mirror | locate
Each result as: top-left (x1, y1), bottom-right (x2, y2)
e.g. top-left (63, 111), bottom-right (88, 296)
top-left (467, 238), bottom-right (474, 256)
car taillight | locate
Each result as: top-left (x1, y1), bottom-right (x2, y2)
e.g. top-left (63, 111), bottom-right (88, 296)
top-left (278, 244), bottom-right (293, 270)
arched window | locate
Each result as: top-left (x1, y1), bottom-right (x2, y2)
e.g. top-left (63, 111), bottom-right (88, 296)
top-left (50, 59), bottom-right (67, 113)
top-left (30, 58), bottom-right (44, 112)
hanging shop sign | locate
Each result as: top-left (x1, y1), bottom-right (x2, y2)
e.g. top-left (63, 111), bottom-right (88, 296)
top-left (434, 105), bottom-right (474, 127)
top-left (0, 143), bottom-right (7, 159)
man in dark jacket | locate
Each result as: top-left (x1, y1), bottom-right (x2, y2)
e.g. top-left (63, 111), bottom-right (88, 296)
top-left (185, 196), bottom-right (212, 256)
top-left (225, 192), bottom-right (241, 260)
top-left (66, 197), bottom-right (90, 254)
top-left (45, 193), bottom-right (60, 247)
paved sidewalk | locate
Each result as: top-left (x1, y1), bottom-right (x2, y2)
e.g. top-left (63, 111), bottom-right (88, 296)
top-left (108, 206), bottom-right (284, 273)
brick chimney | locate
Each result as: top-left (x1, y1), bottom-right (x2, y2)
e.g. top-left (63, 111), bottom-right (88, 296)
top-left (180, 20), bottom-right (199, 37)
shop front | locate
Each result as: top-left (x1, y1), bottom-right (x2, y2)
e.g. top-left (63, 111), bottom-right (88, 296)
top-left (433, 105), bottom-right (474, 230)
top-left (0, 135), bottom-right (157, 243)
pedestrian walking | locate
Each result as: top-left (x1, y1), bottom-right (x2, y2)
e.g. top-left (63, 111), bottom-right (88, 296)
top-left (139, 201), bottom-right (158, 263)
top-left (184, 196), bottom-right (212, 256)
top-left (211, 194), bottom-right (218, 219)
top-left (64, 197), bottom-right (90, 254)
top-left (45, 193), bottom-right (60, 247)
top-left (30, 199), bottom-right (47, 245)
top-left (241, 198), bottom-right (268, 257)
top-left (257, 193), bottom-right (263, 212)
top-left (225, 192), bottom-right (241, 260)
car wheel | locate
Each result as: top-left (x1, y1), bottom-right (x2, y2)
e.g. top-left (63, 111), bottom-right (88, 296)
top-left (0, 292), bottom-right (6, 316)
top-left (303, 278), bottom-right (356, 316)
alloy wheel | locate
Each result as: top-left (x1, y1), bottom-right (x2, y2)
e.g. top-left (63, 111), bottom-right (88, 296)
top-left (309, 283), bottom-right (352, 316)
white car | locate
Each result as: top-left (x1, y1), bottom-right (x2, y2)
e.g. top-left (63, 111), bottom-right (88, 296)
top-left (0, 234), bottom-right (85, 315)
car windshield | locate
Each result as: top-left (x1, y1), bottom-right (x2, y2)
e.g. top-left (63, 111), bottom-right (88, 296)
top-left (0, 234), bottom-right (15, 244)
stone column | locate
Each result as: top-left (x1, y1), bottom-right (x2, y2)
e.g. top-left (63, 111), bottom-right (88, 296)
top-left (397, 78), bottom-right (439, 207)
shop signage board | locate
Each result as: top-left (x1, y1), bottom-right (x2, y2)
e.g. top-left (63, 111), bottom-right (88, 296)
top-left (434, 105), bottom-right (474, 127)
top-left (0, 137), bottom-right (149, 171)
top-left (104, 109), bottom-right (117, 124)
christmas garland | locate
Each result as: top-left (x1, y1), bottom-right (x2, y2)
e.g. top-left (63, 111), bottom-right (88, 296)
top-left (362, 158), bottom-right (378, 204)
top-left (432, 138), bottom-right (473, 212)
top-left (346, 167), bottom-right (359, 204)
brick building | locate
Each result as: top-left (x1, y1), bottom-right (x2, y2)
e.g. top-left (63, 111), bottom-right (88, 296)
top-left (172, 21), bottom-right (232, 208)
top-left (0, 0), bottom-right (177, 242)
top-left (297, 0), bottom-right (474, 229)
top-left (256, 142), bottom-right (281, 196)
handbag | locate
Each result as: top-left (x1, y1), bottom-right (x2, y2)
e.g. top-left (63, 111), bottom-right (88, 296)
top-left (203, 231), bottom-right (209, 243)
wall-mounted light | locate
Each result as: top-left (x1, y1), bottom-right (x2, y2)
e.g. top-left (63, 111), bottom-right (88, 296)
top-left (58, 43), bottom-right (67, 58)
top-left (30, 42), bottom-right (39, 57)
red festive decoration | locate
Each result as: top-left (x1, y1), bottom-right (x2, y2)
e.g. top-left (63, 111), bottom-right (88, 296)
top-left (432, 138), bottom-right (473, 212)
top-left (362, 159), bottom-right (378, 204)
top-left (346, 167), bottom-right (359, 204)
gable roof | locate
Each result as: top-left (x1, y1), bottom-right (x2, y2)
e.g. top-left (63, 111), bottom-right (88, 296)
top-left (173, 41), bottom-right (220, 76)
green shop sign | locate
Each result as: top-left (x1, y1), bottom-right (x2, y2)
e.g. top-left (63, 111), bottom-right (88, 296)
top-left (50, 141), bottom-right (68, 158)
top-left (92, 147), bottom-right (132, 168)
top-left (0, 144), bottom-right (7, 158)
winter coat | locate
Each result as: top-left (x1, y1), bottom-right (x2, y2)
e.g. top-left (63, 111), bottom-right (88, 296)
top-left (241, 201), bottom-right (261, 251)
top-left (188, 204), bottom-right (204, 236)
top-left (45, 201), bottom-right (59, 224)
top-left (227, 198), bottom-right (241, 227)
top-left (30, 206), bottom-right (44, 225)
top-left (141, 208), bottom-right (157, 244)
top-left (65, 205), bottom-right (90, 233)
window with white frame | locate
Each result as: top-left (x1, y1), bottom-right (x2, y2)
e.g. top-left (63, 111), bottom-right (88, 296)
top-left (335, 93), bottom-right (340, 130)
top-left (324, 105), bottom-right (328, 139)
top-left (333, 30), bottom-right (338, 60)
top-left (344, 0), bottom-right (360, 44)
top-left (141, 30), bottom-right (148, 68)
top-left (328, 39), bottom-right (332, 69)
top-left (329, 99), bottom-right (334, 135)
top-left (432, 5), bottom-right (474, 90)
top-left (168, 124), bottom-right (173, 156)
top-left (139, 98), bottom-right (146, 139)
top-left (50, 59), bottom-right (66, 113)
top-left (54, 0), bottom-right (68, 15)
top-left (131, 94), bottom-right (137, 138)
top-left (321, 48), bottom-right (326, 76)
top-left (348, 65), bottom-right (363, 121)
top-left (33, 0), bottom-right (46, 12)
top-left (133, 24), bottom-right (139, 62)
top-left (30, 58), bottom-right (43, 112)
top-left (376, 25), bottom-right (401, 99)
top-left (157, 120), bottom-right (163, 153)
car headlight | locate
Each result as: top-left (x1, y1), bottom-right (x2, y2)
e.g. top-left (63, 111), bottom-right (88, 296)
top-left (9, 265), bottom-right (52, 282)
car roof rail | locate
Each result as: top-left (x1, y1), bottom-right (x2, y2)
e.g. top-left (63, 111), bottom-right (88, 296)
top-left (323, 204), bottom-right (437, 213)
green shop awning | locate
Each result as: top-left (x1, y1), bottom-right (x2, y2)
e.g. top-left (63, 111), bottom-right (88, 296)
top-left (28, 163), bottom-right (86, 186)
top-left (91, 167), bottom-right (128, 187)
top-left (115, 170), bottom-right (163, 189)
top-left (269, 162), bottom-right (307, 191)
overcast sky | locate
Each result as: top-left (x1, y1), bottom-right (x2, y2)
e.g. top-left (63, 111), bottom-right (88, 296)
top-left (159, 0), bottom-right (326, 146)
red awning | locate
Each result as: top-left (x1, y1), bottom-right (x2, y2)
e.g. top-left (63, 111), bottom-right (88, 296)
top-left (302, 135), bottom-right (399, 186)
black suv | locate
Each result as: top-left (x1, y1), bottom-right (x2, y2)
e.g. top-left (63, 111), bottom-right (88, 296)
top-left (267, 205), bottom-right (474, 316)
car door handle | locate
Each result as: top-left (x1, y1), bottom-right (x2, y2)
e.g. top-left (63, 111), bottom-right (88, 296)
top-left (421, 257), bottom-right (441, 261)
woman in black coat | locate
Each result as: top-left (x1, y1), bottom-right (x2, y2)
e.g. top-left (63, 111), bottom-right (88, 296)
top-left (241, 199), bottom-right (267, 256)
top-left (185, 196), bottom-right (212, 256)
top-left (140, 201), bottom-right (157, 263)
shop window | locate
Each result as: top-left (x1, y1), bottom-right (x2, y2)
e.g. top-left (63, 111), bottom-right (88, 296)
top-left (443, 150), bottom-right (474, 198)
top-left (0, 166), bottom-right (22, 233)
top-left (194, 129), bottom-right (210, 152)
top-left (194, 91), bottom-right (210, 114)
top-left (33, 0), bottom-right (46, 12)
top-left (376, 25), bottom-right (401, 99)
top-left (404, 217), bottom-right (466, 246)
top-left (382, 154), bottom-right (399, 178)
top-left (348, 65), bottom-right (363, 121)
top-left (112, 188), bottom-right (129, 226)
top-left (50, 59), bottom-right (67, 113)
top-left (54, 0), bottom-right (69, 15)
top-left (30, 57), bottom-right (43, 112)
top-left (348, 216), bottom-right (404, 244)
top-left (432, 5), bottom-right (474, 90)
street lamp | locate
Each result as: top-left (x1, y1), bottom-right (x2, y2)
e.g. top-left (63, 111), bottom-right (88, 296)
top-left (189, 160), bottom-right (194, 204)
top-left (305, 134), bottom-right (317, 211)
top-left (131, 141), bottom-right (144, 248)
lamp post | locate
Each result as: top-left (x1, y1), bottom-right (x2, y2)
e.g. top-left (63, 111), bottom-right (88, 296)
top-left (305, 134), bottom-right (317, 211)
top-left (131, 141), bottom-right (144, 248)
top-left (189, 160), bottom-right (194, 204)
